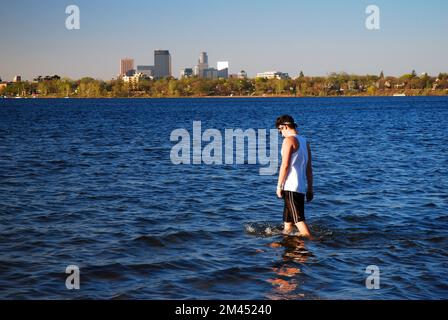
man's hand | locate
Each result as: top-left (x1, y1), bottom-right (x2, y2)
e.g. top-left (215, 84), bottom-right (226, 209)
top-left (277, 188), bottom-right (283, 199)
top-left (306, 191), bottom-right (314, 202)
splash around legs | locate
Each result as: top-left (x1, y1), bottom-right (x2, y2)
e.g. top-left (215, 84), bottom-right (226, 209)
top-left (283, 221), bottom-right (313, 239)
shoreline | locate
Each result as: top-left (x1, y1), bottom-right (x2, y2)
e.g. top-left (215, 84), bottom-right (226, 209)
top-left (2, 93), bottom-right (447, 99)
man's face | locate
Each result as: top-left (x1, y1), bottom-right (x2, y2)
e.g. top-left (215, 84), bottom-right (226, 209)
top-left (278, 125), bottom-right (286, 137)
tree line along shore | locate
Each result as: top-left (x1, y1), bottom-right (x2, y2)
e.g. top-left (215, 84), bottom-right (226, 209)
top-left (1, 71), bottom-right (448, 98)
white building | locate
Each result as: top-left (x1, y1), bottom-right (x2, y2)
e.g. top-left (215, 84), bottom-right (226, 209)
top-left (122, 72), bottom-right (148, 86)
top-left (217, 61), bottom-right (229, 79)
top-left (256, 71), bottom-right (289, 80)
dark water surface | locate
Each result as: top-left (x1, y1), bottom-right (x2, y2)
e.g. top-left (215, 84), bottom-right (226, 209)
top-left (0, 97), bottom-right (447, 299)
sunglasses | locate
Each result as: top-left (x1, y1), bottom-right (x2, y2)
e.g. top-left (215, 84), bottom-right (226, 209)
top-left (277, 122), bottom-right (291, 132)
top-left (278, 125), bottom-right (286, 132)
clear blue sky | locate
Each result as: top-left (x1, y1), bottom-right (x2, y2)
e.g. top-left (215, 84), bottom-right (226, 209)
top-left (0, 0), bottom-right (447, 80)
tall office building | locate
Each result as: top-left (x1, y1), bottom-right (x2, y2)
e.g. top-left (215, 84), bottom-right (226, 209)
top-left (120, 58), bottom-right (134, 77)
top-left (203, 68), bottom-right (218, 80)
top-left (194, 52), bottom-right (209, 77)
top-left (199, 52), bottom-right (208, 65)
top-left (154, 50), bottom-right (171, 79)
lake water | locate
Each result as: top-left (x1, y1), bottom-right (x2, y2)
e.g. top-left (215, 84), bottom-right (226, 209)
top-left (0, 97), bottom-right (447, 300)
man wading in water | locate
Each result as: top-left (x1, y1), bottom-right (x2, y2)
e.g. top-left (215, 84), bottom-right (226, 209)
top-left (276, 115), bottom-right (314, 239)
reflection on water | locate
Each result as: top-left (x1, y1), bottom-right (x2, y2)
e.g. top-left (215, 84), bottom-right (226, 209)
top-left (266, 236), bottom-right (312, 300)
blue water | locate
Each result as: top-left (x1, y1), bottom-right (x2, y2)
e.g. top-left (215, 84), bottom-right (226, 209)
top-left (0, 97), bottom-right (447, 300)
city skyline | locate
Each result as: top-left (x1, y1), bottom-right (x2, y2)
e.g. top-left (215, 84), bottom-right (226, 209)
top-left (0, 0), bottom-right (447, 81)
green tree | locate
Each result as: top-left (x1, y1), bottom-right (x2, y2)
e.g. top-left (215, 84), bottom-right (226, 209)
top-left (58, 78), bottom-right (74, 97)
top-left (254, 77), bottom-right (268, 95)
top-left (76, 78), bottom-right (104, 97)
top-left (367, 85), bottom-right (377, 95)
top-left (168, 79), bottom-right (179, 96)
top-left (37, 81), bottom-right (50, 96)
top-left (110, 80), bottom-right (128, 97)
top-left (137, 79), bottom-right (152, 94)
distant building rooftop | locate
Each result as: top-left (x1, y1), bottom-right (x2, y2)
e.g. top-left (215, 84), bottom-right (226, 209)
top-left (256, 71), bottom-right (289, 80)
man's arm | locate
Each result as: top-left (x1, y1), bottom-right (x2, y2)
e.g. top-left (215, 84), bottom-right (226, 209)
top-left (306, 142), bottom-right (314, 202)
top-left (277, 137), bottom-right (294, 198)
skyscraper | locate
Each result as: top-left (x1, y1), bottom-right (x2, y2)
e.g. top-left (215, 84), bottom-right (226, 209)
top-left (194, 52), bottom-right (209, 77)
top-left (154, 50), bottom-right (171, 79)
top-left (120, 58), bottom-right (134, 77)
top-left (203, 68), bottom-right (218, 80)
top-left (199, 52), bottom-right (208, 65)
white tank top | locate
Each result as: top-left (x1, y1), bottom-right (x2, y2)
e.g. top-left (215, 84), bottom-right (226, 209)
top-left (283, 134), bottom-right (308, 194)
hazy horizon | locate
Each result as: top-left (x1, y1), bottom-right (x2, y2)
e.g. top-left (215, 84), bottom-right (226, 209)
top-left (1, 0), bottom-right (447, 81)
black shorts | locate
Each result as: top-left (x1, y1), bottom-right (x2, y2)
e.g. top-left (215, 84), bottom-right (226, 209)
top-left (283, 191), bottom-right (305, 223)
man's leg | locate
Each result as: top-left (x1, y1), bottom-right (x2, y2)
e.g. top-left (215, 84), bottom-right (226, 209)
top-left (283, 222), bottom-right (294, 235)
top-left (295, 221), bottom-right (312, 239)
top-left (283, 191), bottom-right (294, 235)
